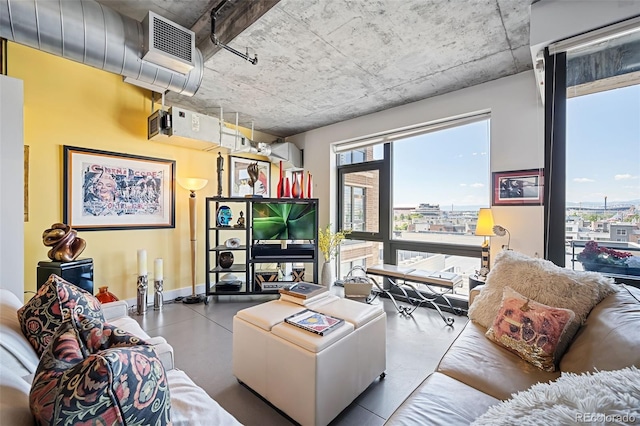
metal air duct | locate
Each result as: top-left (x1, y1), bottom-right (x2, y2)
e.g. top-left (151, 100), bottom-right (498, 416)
top-left (0, 0), bottom-right (203, 96)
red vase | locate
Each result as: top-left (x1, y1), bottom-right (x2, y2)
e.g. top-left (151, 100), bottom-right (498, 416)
top-left (283, 177), bottom-right (291, 197)
top-left (292, 173), bottom-right (301, 198)
top-left (276, 161), bottom-right (284, 198)
top-left (306, 172), bottom-right (313, 198)
top-left (96, 286), bottom-right (119, 304)
top-left (300, 172), bottom-right (305, 198)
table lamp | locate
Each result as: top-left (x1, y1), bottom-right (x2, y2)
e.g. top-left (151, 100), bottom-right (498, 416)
top-left (475, 208), bottom-right (495, 277)
top-left (178, 178), bottom-right (208, 304)
top-left (493, 224), bottom-right (511, 250)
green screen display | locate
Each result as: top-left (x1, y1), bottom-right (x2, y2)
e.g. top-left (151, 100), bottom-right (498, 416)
top-left (252, 202), bottom-right (316, 240)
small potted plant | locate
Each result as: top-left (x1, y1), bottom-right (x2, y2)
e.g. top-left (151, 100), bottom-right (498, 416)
top-left (318, 225), bottom-right (351, 287)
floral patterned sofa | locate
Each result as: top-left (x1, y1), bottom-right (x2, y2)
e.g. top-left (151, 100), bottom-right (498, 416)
top-left (0, 276), bottom-right (241, 425)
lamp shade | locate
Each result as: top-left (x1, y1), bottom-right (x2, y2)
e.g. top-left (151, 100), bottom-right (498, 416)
top-left (475, 208), bottom-right (495, 237)
top-left (178, 178), bottom-right (208, 192)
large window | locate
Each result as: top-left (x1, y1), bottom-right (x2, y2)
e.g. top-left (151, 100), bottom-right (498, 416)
top-left (392, 120), bottom-right (490, 245)
top-left (336, 117), bottom-right (490, 298)
top-left (546, 19), bottom-right (640, 283)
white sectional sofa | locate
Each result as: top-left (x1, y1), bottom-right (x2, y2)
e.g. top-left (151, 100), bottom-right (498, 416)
top-left (0, 288), bottom-right (241, 425)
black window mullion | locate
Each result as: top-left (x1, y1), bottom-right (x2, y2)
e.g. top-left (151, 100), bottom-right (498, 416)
top-left (544, 47), bottom-right (567, 266)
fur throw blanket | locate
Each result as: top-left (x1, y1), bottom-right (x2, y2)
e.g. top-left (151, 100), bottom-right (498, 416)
top-left (472, 367), bottom-right (640, 425)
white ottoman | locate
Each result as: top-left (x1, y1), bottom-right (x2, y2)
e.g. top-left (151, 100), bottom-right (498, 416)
top-left (233, 297), bottom-right (386, 426)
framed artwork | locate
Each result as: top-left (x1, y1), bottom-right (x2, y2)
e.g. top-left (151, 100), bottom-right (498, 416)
top-left (492, 169), bottom-right (544, 206)
top-left (63, 146), bottom-right (175, 230)
top-left (229, 156), bottom-right (270, 197)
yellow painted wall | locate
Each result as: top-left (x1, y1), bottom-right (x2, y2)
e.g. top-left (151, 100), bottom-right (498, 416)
top-left (8, 42), bottom-right (276, 300)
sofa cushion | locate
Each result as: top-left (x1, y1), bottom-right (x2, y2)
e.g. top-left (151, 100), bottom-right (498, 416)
top-left (561, 285), bottom-right (640, 373)
top-left (386, 372), bottom-right (499, 425)
top-left (165, 369), bottom-right (242, 425)
top-left (437, 321), bottom-right (560, 401)
top-left (17, 274), bottom-right (105, 356)
top-left (0, 289), bottom-right (40, 376)
top-left (485, 287), bottom-right (579, 372)
top-left (468, 250), bottom-right (616, 329)
top-left (0, 367), bottom-right (34, 426)
top-left (29, 315), bottom-right (171, 425)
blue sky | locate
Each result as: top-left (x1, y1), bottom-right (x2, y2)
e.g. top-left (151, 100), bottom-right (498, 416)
top-left (392, 85), bottom-right (639, 209)
top-left (566, 84), bottom-right (640, 206)
top-left (393, 120), bottom-right (490, 208)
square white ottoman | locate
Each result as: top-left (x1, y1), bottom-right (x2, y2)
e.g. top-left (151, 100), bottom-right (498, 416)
top-left (267, 320), bottom-right (357, 426)
top-left (233, 297), bottom-right (386, 426)
top-left (233, 300), bottom-right (306, 396)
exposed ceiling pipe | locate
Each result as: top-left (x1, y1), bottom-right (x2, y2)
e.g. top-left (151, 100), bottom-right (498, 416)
top-left (0, 0), bottom-right (203, 96)
top-left (210, 0), bottom-right (258, 65)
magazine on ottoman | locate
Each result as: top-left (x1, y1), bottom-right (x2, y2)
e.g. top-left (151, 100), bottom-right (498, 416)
top-left (284, 309), bottom-right (344, 336)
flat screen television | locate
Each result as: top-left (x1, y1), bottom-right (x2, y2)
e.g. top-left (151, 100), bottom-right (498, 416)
top-left (252, 201), bottom-right (317, 240)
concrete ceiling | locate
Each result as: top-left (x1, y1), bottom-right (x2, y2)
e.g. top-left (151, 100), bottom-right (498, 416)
top-left (98, 0), bottom-right (534, 138)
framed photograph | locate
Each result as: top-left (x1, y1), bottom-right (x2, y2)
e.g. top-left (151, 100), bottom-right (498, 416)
top-left (229, 156), bottom-right (270, 197)
top-left (63, 146), bottom-right (175, 230)
top-left (492, 169), bottom-right (544, 206)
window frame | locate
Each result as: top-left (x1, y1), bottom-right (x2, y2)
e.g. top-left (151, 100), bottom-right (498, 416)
top-left (337, 127), bottom-right (486, 272)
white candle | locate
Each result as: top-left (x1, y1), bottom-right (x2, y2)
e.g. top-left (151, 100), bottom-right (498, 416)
top-left (137, 249), bottom-right (147, 276)
top-left (154, 258), bottom-right (163, 281)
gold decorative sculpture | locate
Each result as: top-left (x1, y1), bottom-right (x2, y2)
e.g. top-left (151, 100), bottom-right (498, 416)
top-left (247, 162), bottom-right (260, 196)
top-left (42, 223), bottom-right (86, 262)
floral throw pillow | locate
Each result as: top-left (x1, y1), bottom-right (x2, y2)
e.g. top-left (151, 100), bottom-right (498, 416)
top-left (30, 315), bottom-right (171, 425)
top-left (486, 287), bottom-right (580, 372)
top-left (17, 274), bottom-right (105, 356)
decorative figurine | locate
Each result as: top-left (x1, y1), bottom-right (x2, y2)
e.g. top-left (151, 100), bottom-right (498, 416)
top-left (42, 223), bottom-right (86, 262)
top-left (247, 162), bottom-right (260, 197)
top-left (216, 205), bottom-right (233, 227)
top-left (234, 211), bottom-right (245, 228)
top-left (216, 152), bottom-right (224, 197)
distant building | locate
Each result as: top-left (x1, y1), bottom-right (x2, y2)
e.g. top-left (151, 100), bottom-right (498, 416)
top-left (413, 203), bottom-right (441, 217)
top-left (610, 223), bottom-right (638, 243)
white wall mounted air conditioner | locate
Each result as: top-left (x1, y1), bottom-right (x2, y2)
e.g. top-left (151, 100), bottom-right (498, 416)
top-left (142, 11), bottom-right (195, 74)
top-left (148, 106), bottom-right (245, 151)
top-left (268, 142), bottom-right (302, 169)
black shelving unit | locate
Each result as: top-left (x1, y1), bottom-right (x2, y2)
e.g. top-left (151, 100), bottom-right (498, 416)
top-left (205, 197), bottom-right (319, 303)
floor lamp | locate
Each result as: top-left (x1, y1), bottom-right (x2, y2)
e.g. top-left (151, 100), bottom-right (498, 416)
top-left (475, 208), bottom-right (495, 279)
top-left (179, 178), bottom-right (208, 304)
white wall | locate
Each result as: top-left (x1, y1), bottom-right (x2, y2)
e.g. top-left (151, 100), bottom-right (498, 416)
top-left (290, 70), bottom-right (545, 258)
top-left (0, 75), bottom-right (25, 299)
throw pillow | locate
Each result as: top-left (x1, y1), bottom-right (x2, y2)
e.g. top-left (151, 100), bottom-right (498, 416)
top-left (486, 287), bottom-right (580, 372)
top-left (30, 315), bottom-right (171, 425)
top-left (17, 274), bottom-right (105, 356)
top-left (468, 250), bottom-right (617, 329)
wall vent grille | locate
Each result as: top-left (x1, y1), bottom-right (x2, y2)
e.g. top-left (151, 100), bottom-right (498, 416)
top-left (142, 11), bottom-right (195, 74)
top-left (152, 16), bottom-right (192, 63)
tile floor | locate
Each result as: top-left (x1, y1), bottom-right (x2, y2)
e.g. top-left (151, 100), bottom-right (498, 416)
top-left (133, 291), bottom-right (469, 425)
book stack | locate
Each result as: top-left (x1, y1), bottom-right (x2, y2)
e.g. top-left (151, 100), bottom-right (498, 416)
top-left (279, 282), bottom-right (329, 306)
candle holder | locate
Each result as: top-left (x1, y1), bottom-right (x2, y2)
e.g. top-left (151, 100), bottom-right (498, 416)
top-left (136, 274), bottom-right (148, 315)
top-left (154, 279), bottom-right (164, 311)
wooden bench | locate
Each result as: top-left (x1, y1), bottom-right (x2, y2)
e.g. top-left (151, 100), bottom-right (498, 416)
top-left (366, 264), bottom-right (463, 326)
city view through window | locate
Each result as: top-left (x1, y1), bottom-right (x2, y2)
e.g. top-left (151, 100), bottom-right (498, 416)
top-left (566, 84), bottom-right (640, 276)
top-left (338, 85), bottom-right (640, 291)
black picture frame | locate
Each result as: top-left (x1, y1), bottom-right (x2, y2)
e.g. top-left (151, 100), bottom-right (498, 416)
top-left (63, 146), bottom-right (176, 230)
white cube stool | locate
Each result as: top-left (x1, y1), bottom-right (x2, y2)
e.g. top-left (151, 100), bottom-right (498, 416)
top-left (233, 297), bottom-right (386, 426)
top-left (233, 300), bottom-right (306, 396)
